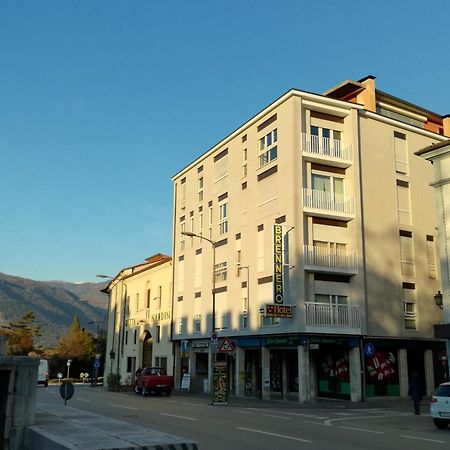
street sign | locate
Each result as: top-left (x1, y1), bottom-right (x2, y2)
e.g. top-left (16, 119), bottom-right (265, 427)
top-left (60, 381), bottom-right (74, 401)
top-left (57, 373), bottom-right (63, 379)
top-left (219, 337), bottom-right (235, 353)
top-left (211, 332), bottom-right (218, 344)
top-left (93, 361), bottom-right (101, 369)
top-left (364, 342), bottom-right (375, 358)
top-left (95, 353), bottom-right (101, 360)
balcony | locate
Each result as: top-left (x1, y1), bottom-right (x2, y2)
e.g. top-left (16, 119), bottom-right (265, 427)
top-left (304, 245), bottom-right (358, 275)
top-left (301, 133), bottom-right (353, 168)
top-left (302, 188), bottom-right (355, 221)
top-left (305, 302), bottom-right (361, 334)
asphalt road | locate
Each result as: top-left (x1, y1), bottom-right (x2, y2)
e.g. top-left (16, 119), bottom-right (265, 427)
top-left (36, 386), bottom-right (450, 450)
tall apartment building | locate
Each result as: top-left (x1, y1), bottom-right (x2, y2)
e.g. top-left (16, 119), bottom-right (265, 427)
top-left (103, 254), bottom-right (174, 385)
top-left (171, 76), bottom-right (449, 402)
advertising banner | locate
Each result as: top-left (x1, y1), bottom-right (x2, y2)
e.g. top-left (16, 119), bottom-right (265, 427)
top-left (212, 361), bottom-right (228, 405)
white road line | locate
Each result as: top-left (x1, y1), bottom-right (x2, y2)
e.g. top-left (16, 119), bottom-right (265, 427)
top-left (399, 435), bottom-right (446, 444)
top-left (76, 398), bottom-right (91, 402)
top-left (165, 400), bottom-right (178, 403)
top-left (182, 402), bottom-right (202, 407)
top-left (304, 421), bottom-right (329, 426)
top-left (233, 410), bottom-right (251, 414)
top-left (339, 426), bottom-right (384, 434)
top-left (263, 414), bottom-right (291, 420)
top-left (160, 413), bottom-right (198, 421)
top-left (108, 404), bottom-right (138, 410)
top-left (237, 427), bottom-right (313, 443)
top-left (324, 413), bottom-right (410, 426)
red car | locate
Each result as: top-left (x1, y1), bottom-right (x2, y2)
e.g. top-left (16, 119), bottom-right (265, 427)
top-left (134, 367), bottom-right (174, 396)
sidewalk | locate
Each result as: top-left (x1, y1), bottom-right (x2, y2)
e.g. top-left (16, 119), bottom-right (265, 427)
top-left (26, 402), bottom-right (198, 450)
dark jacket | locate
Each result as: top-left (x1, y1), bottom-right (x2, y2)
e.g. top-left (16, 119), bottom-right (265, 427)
top-left (408, 374), bottom-right (425, 401)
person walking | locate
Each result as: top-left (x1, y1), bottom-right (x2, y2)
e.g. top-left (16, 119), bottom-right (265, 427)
top-left (408, 372), bottom-right (425, 415)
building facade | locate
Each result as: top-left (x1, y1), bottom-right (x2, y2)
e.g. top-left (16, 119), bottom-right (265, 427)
top-left (171, 76), bottom-right (450, 402)
top-left (103, 254), bottom-right (174, 385)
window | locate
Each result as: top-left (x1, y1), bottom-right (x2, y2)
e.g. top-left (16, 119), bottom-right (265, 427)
top-left (427, 235), bottom-right (437, 279)
top-left (199, 211), bottom-right (204, 235)
top-left (215, 262), bottom-right (227, 282)
top-left (155, 356), bottom-right (167, 371)
top-left (180, 222), bottom-right (185, 251)
top-left (133, 329), bottom-right (137, 345)
top-left (195, 252), bottom-right (202, 288)
top-left (396, 181), bottom-right (411, 225)
top-left (260, 315), bottom-right (280, 327)
top-left (156, 325), bottom-right (161, 343)
top-left (259, 128), bottom-right (278, 167)
top-left (180, 179), bottom-right (186, 206)
top-left (394, 132), bottom-right (408, 174)
top-left (242, 148), bottom-right (248, 177)
top-left (194, 315), bottom-right (201, 333)
top-left (310, 125), bottom-right (342, 155)
top-left (126, 296), bottom-right (130, 316)
top-left (176, 318), bottom-right (183, 335)
top-left (135, 293), bottom-right (139, 311)
top-left (216, 314), bottom-right (228, 330)
top-left (125, 330), bottom-right (129, 345)
top-left (312, 173), bottom-right (344, 196)
top-left (219, 202), bottom-right (228, 235)
top-left (400, 231), bottom-right (414, 277)
top-left (236, 250), bottom-right (242, 276)
top-left (404, 302), bottom-right (417, 330)
top-left (314, 294), bottom-right (348, 305)
top-left (198, 177), bottom-right (204, 202)
top-left (146, 289), bottom-right (151, 309)
top-left (241, 313), bottom-right (248, 328)
top-left (208, 205), bottom-right (213, 239)
top-left (178, 259), bottom-right (185, 292)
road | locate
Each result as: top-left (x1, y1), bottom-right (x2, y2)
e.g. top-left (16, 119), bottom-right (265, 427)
top-left (36, 386), bottom-right (450, 450)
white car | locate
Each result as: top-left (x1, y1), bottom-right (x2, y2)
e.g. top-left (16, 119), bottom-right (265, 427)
top-left (37, 359), bottom-right (49, 387)
top-left (431, 382), bottom-right (450, 429)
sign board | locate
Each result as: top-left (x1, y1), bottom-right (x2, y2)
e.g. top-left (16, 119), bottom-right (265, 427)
top-left (57, 372), bottom-right (63, 379)
top-left (219, 337), bottom-right (235, 353)
top-left (264, 304), bottom-right (292, 318)
top-left (210, 332), bottom-right (218, 344)
top-left (273, 225), bottom-right (284, 304)
top-left (363, 342), bottom-right (375, 358)
top-left (181, 373), bottom-right (191, 391)
top-left (59, 381), bottom-right (74, 401)
top-left (93, 361), bottom-right (101, 369)
top-left (264, 335), bottom-right (301, 347)
top-left (212, 361), bottom-right (228, 405)
top-left (181, 340), bottom-right (189, 353)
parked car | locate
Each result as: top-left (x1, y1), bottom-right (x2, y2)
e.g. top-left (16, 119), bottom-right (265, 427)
top-left (134, 367), bottom-right (174, 396)
top-left (37, 359), bottom-right (49, 387)
top-left (431, 382), bottom-right (450, 429)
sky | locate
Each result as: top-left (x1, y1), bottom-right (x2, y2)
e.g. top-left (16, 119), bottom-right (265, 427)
top-left (1, 0), bottom-right (449, 283)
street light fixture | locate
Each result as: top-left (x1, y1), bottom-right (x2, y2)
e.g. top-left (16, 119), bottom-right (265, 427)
top-left (435, 291), bottom-right (444, 309)
top-left (181, 231), bottom-right (217, 399)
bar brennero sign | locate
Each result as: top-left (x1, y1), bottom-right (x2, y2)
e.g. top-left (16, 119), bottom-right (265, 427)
top-left (273, 224), bottom-right (284, 304)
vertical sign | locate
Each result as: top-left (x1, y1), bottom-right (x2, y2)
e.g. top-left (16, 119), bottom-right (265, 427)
top-left (212, 361), bottom-right (228, 405)
top-left (273, 224), bottom-right (283, 304)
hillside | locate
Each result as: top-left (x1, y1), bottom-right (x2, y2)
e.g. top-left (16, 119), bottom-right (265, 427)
top-left (0, 272), bottom-right (107, 348)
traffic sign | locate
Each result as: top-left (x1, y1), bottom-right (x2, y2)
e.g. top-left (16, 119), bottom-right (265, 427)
top-left (364, 342), bottom-right (375, 358)
top-left (57, 372), bottom-right (63, 379)
top-left (93, 361), bottom-right (101, 369)
top-left (60, 381), bottom-right (74, 401)
top-left (219, 337), bottom-right (235, 353)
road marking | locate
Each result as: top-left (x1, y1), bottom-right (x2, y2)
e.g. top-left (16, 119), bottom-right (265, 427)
top-left (233, 410), bottom-right (251, 414)
top-left (339, 426), bottom-right (384, 434)
top-left (161, 413), bottom-right (198, 421)
top-left (263, 414), bottom-right (291, 420)
top-left (324, 413), bottom-right (410, 426)
top-left (399, 435), bottom-right (446, 444)
top-left (182, 402), bottom-right (202, 407)
top-left (237, 427), bottom-right (313, 443)
top-left (256, 409), bottom-right (328, 420)
top-left (108, 404), bottom-right (138, 410)
top-left (165, 400), bottom-right (178, 403)
top-left (76, 398), bottom-right (91, 402)
top-left (304, 421), bottom-right (329, 426)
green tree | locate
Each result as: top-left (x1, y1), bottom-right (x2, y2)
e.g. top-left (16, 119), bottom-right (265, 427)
top-left (57, 315), bottom-right (95, 360)
top-left (0, 311), bottom-right (41, 355)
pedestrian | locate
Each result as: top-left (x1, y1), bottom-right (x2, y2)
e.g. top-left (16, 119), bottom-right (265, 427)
top-left (408, 372), bottom-right (425, 415)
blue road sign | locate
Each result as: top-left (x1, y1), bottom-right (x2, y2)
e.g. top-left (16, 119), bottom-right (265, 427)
top-left (93, 361), bottom-right (101, 369)
top-left (363, 342), bottom-right (375, 358)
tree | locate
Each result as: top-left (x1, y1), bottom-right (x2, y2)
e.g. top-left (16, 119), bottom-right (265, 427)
top-left (57, 315), bottom-right (95, 360)
top-left (0, 311), bottom-right (41, 355)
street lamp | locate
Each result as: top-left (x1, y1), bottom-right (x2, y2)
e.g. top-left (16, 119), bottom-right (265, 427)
top-left (181, 231), bottom-right (217, 398)
top-left (435, 291), bottom-right (444, 309)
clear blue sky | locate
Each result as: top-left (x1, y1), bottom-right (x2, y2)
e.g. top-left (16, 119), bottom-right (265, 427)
top-left (1, 1), bottom-right (449, 282)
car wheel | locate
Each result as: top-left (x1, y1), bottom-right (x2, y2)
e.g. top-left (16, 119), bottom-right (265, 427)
top-left (166, 387), bottom-right (172, 396)
top-left (433, 418), bottom-right (448, 429)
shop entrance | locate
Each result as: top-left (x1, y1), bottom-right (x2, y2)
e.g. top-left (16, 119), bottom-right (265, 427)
top-left (244, 349), bottom-right (261, 398)
top-left (142, 330), bottom-right (153, 368)
top-left (316, 346), bottom-right (350, 400)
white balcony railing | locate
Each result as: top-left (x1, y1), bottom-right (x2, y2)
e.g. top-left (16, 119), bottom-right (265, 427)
top-left (304, 245), bottom-right (358, 272)
top-left (301, 133), bottom-right (353, 165)
top-left (305, 302), bottom-right (361, 330)
top-left (302, 188), bottom-right (355, 218)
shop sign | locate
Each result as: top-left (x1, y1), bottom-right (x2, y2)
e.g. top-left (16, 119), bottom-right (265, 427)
top-left (273, 224), bottom-right (284, 304)
top-left (264, 335), bottom-right (301, 347)
top-left (192, 342), bottom-right (209, 348)
top-left (265, 304), bottom-right (292, 318)
top-left (151, 310), bottom-right (171, 322)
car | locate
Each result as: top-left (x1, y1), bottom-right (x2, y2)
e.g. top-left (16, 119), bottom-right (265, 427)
top-left (134, 367), bottom-right (174, 396)
top-left (37, 359), bottom-right (49, 387)
top-left (431, 382), bottom-right (450, 429)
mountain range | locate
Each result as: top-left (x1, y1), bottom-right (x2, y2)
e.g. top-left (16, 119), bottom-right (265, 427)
top-left (0, 272), bottom-right (108, 348)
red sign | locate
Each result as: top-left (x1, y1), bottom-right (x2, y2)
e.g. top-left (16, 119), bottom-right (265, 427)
top-left (219, 337), bottom-right (235, 353)
top-left (265, 304), bottom-right (293, 318)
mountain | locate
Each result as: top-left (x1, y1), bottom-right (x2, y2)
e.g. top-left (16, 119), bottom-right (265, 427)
top-left (0, 272), bottom-right (108, 348)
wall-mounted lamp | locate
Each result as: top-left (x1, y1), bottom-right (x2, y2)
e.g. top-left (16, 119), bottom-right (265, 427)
top-left (435, 291), bottom-right (444, 309)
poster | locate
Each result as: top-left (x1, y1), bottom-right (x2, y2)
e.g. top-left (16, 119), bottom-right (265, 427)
top-left (212, 361), bottom-right (228, 405)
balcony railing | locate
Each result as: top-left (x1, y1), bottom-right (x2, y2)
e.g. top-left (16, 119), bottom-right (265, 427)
top-left (302, 188), bottom-right (355, 220)
top-left (305, 302), bottom-right (361, 330)
top-left (304, 245), bottom-right (358, 273)
top-left (301, 133), bottom-right (353, 167)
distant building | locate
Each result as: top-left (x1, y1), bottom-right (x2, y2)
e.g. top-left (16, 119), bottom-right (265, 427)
top-left (103, 254), bottom-right (173, 385)
top-left (171, 76), bottom-right (449, 402)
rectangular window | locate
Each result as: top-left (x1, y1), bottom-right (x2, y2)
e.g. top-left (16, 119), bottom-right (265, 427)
top-left (135, 293), bottom-right (140, 311)
top-left (309, 125), bottom-right (342, 155)
top-left (125, 330), bottom-right (129, 345)
top-left (314, 294), bottom-right (348, 305)
top-left (133, 329), bottom-right (137, 345)
top-left (394, 132), bottom-right (408, 174)
top-left (400, 232), bottom-right (414, 277)
top-left (242, 148), bottom-right (248, 177)
top-left (241, 313), bottom-right (248, 328)
top-left (180, 179), bottom-right (186, 206)
top-left (194, 315), bottom-right (201, 333)
top-left (404, 302), bottom-right (417, 330)
top-left (208, 206), bottom-right (213, 239)
top-left (312, 173), bottom-right (344, 196)
top-left (156, 325), bottom-right (161, 343)
top-left (219, 202), bottom-right (228, 235)
top-left (126, 296), bottom-right (130, 316)
top-left (199, 211), bottom-right (204, 235)
top-left (180, 222), bottom-right (185, 251)
top-left (427, 235), bottom-right (437, 279)
top-left (215, 262), bottom-right (227, 282)
top-left (146, 289), bottom-right (151, 309)
top-left (178, 259), bottom-right (185, 292)
top-left (260, 315), bottom-right (280, 327)
top-left (236, 250), bottom-right (242, 276)
top-left (396, 181), bottom-right (411, 225)
top-left (198, 177), bottom-right (204, 202)
top-left (176, 318), bottom-right (183, 335)
top-left (259, 128), bottom-right (278, 167)
top-left (155, 356), bottom-right (167, 371)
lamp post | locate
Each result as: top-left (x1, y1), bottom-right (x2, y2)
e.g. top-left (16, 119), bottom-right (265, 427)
top-left (181, 231), bottom-right (216, 399)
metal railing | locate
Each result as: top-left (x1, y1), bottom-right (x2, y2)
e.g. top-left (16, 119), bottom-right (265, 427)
top-left (301, 133), bottom-right (353, 163)
top-left (302, 188), bottom-right (355, 216)
top-left (305, 302), bottom-right (361, 329)
top-left (304, 245), bottom-right (358, 271)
